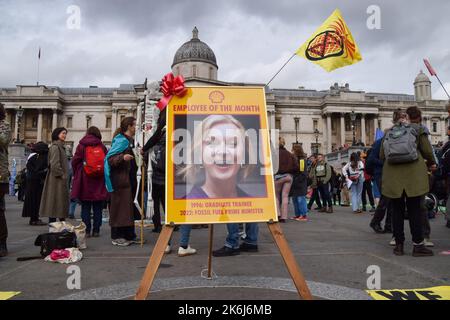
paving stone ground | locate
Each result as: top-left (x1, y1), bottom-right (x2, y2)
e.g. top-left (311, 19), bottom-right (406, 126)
top-left (0, 196), bottom-right (449, 300)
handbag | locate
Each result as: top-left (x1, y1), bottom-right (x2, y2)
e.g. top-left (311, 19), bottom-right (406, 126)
top-left (34, 231), bottom-right (77, 257)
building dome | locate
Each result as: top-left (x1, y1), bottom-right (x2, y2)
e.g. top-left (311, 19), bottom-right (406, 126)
top-left (172, 27), bottom-right (218, 69)
top-left (414, 70), bottom-right (432, 101)
top-left (414, 70), bottom-right (430, 84)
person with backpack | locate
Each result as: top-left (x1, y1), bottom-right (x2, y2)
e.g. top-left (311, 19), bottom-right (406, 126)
top-left (342, 153), bottom-right (365, 214)
top-left (39, 127), bottom-right (70, 224)
top-left (143, 110), bottom-right (166, 233)
top-left (22, 142), bottom-right (48, 226)
top-left (0, 103), bottom-right (11, 258)
top-left (71, 126), bottom-right (108, 237)
top-left (381, 107), bottom-right (435, 257)
top-left (289, 144), bottom-right (308, 221)
top-left (313, 154), bottom-right (333, 213)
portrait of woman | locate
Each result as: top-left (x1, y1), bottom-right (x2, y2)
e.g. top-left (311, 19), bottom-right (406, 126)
top-left (177, 114), bottom-right (263, 199)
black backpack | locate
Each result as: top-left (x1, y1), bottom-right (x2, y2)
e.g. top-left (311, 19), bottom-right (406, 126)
top-left (17, 231), bottom-right (77, 261)
top-left (152, 130), bottom-right (166, 174)
top-left (35, 231), bottom-right (77, 257)
top-left (439, 142), bottom-right (450, 175)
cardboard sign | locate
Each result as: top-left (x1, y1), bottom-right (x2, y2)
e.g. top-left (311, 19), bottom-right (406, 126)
top-left (165, 86), bottom-right (277, 224)
top-left (367, 286), bottom-right (450, 300)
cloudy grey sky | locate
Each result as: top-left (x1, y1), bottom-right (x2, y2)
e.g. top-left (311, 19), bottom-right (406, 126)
top-left (1, 0), bottom-right (449, 98)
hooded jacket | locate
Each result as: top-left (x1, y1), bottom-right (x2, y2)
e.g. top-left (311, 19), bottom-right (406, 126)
top-left (71, 134), bottom-right (108, 202)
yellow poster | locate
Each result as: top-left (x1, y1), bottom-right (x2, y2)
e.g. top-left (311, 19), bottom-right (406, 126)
top-left (367, 286), bottom-right (450, 300)
top-left (165, 86), bottom-right (277, 225)
top-left (0, 291), bottom-right (20, 300)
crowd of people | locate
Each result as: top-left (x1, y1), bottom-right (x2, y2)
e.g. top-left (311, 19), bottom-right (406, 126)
top-left (0, 102), bottom-right (449, 259)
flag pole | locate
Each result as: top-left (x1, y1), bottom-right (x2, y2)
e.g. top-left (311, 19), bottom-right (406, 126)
top-left (266, 53), bottom-right (296, 87)
top-left (435, 75), bottom-right (450, 100)
top-left (37, 48), bottom-right (41, 86)
top-left (424, 59), bottom-right (450, 100)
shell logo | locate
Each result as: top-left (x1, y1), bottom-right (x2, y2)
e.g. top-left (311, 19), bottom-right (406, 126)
top-left (209, 90), bottom-right (225, 104)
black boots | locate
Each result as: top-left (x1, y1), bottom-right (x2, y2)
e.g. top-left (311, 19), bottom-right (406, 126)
top-left (370, 222), bottom-right (384, 234)
top-left (0, 242), bottom-right (7, 257)
top-left (412, 245), bottom-right (434, 257)
top-left (393, 243), bottom-right (404, 256)
top-left (393, 243), bottom-right (434, 257)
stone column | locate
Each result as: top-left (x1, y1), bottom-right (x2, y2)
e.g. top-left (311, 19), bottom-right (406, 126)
top-left (426, 117), bottom-right (431, 132)
top-left (361, 114), bottom-right (366, 145)
top-left (269, 111), bottom-right (276, 131)
top-left (37, 109), bottom-right (43, 141)
top-left (112, 107), bottom-right (118, 134)
top-left (13, 111), bottom-right (19, 142)
top-left (326, 113), bottom-right (332, 153)
top-left (340, 113), bottom-right (346, 147)
top-left (52, 108), bottom-right (58, 131)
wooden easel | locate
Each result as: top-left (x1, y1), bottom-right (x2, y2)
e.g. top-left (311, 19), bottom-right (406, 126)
top-left (134, 221), bottom-right (313, 300)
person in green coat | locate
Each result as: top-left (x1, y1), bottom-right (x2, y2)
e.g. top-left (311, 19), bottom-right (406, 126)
top-left (380, 109), bottom-right (435, 257)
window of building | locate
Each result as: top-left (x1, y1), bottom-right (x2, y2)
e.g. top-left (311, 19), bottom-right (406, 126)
top-left (120, 114), bottom-right (126, 123)
top-left (311, 143), bottom-right (321, 155)
top-left (31, 116), bottom-right (37, 128)
top-left (106, 116), bottom-right (112, 129)
top-left (432, 122), bottom-right (437, 133)
top-left (275, 118), bottom-right (281, 130)
top-left (313, 120), bottom-right (318, 131)
top-left (345, 116), bottom-right (352, 131)
top-left (192, 65), bottom-right (197, 77)
top-left (209, 67), bottom-right (214, 79)
top-left (66, 116), bottom-right (73, 128)
top-left (331, 117), bottom-right (336, 131)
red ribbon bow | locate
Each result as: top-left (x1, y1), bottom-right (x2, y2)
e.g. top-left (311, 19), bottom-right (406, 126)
top-left (156, 73), bottom-right (187, 111)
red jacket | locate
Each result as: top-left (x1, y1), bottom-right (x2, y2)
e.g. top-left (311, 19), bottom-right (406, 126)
top-left (70, 135), bottom-right (108, 202)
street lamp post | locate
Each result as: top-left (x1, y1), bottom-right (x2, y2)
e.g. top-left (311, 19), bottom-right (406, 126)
top-left (294, 117), bottom-right (299, 144)
top-left (350, 111), bottom-right (357, 146)
top-left (314, 128), bottom-right (319, 155)
top-left (16, 106), bottom-right (24, 143)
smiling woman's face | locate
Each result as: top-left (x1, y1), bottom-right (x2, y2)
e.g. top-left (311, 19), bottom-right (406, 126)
top-left (202, 122), bottom-right (244, 182)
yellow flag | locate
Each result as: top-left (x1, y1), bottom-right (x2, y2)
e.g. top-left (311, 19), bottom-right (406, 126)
top-left (296, 9), bottom-right (362, 72)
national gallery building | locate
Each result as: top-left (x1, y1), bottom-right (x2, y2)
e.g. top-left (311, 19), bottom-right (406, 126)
top-left (1, 28), bottom-right (448, 167)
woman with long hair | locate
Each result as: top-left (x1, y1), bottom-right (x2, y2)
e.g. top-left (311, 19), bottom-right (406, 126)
top-left (274, 137), bottom-right (299, 222)
top-left (71, 126), bottom-right (108, 237)
top-left (104, 117), bottom-right (137, 246)
top-left (39, 127), bottom-right (70, 223)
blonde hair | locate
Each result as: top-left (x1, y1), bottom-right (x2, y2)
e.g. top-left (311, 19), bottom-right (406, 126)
top-left (178, 115), bottom-right (255, 184)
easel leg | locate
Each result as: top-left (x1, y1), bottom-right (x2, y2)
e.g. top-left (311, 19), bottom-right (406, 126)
top-left (207, 224), bottom-right (214, 278)
top-left (267, 222), bottom-right (313, 300)
top-left (135, 225), bottom-right (174, 300)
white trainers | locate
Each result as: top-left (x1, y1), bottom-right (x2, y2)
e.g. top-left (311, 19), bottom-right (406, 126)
top-left (389, 238), bottom-right (396, 246)
top-left (112, 238), bottom-right (131, 246)
top-left (178, 246), bottom-right (197, 257)
top-left (164, 245), bottom-right (172, 254)
top-left (424, 239), bottom-right (435, 247)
